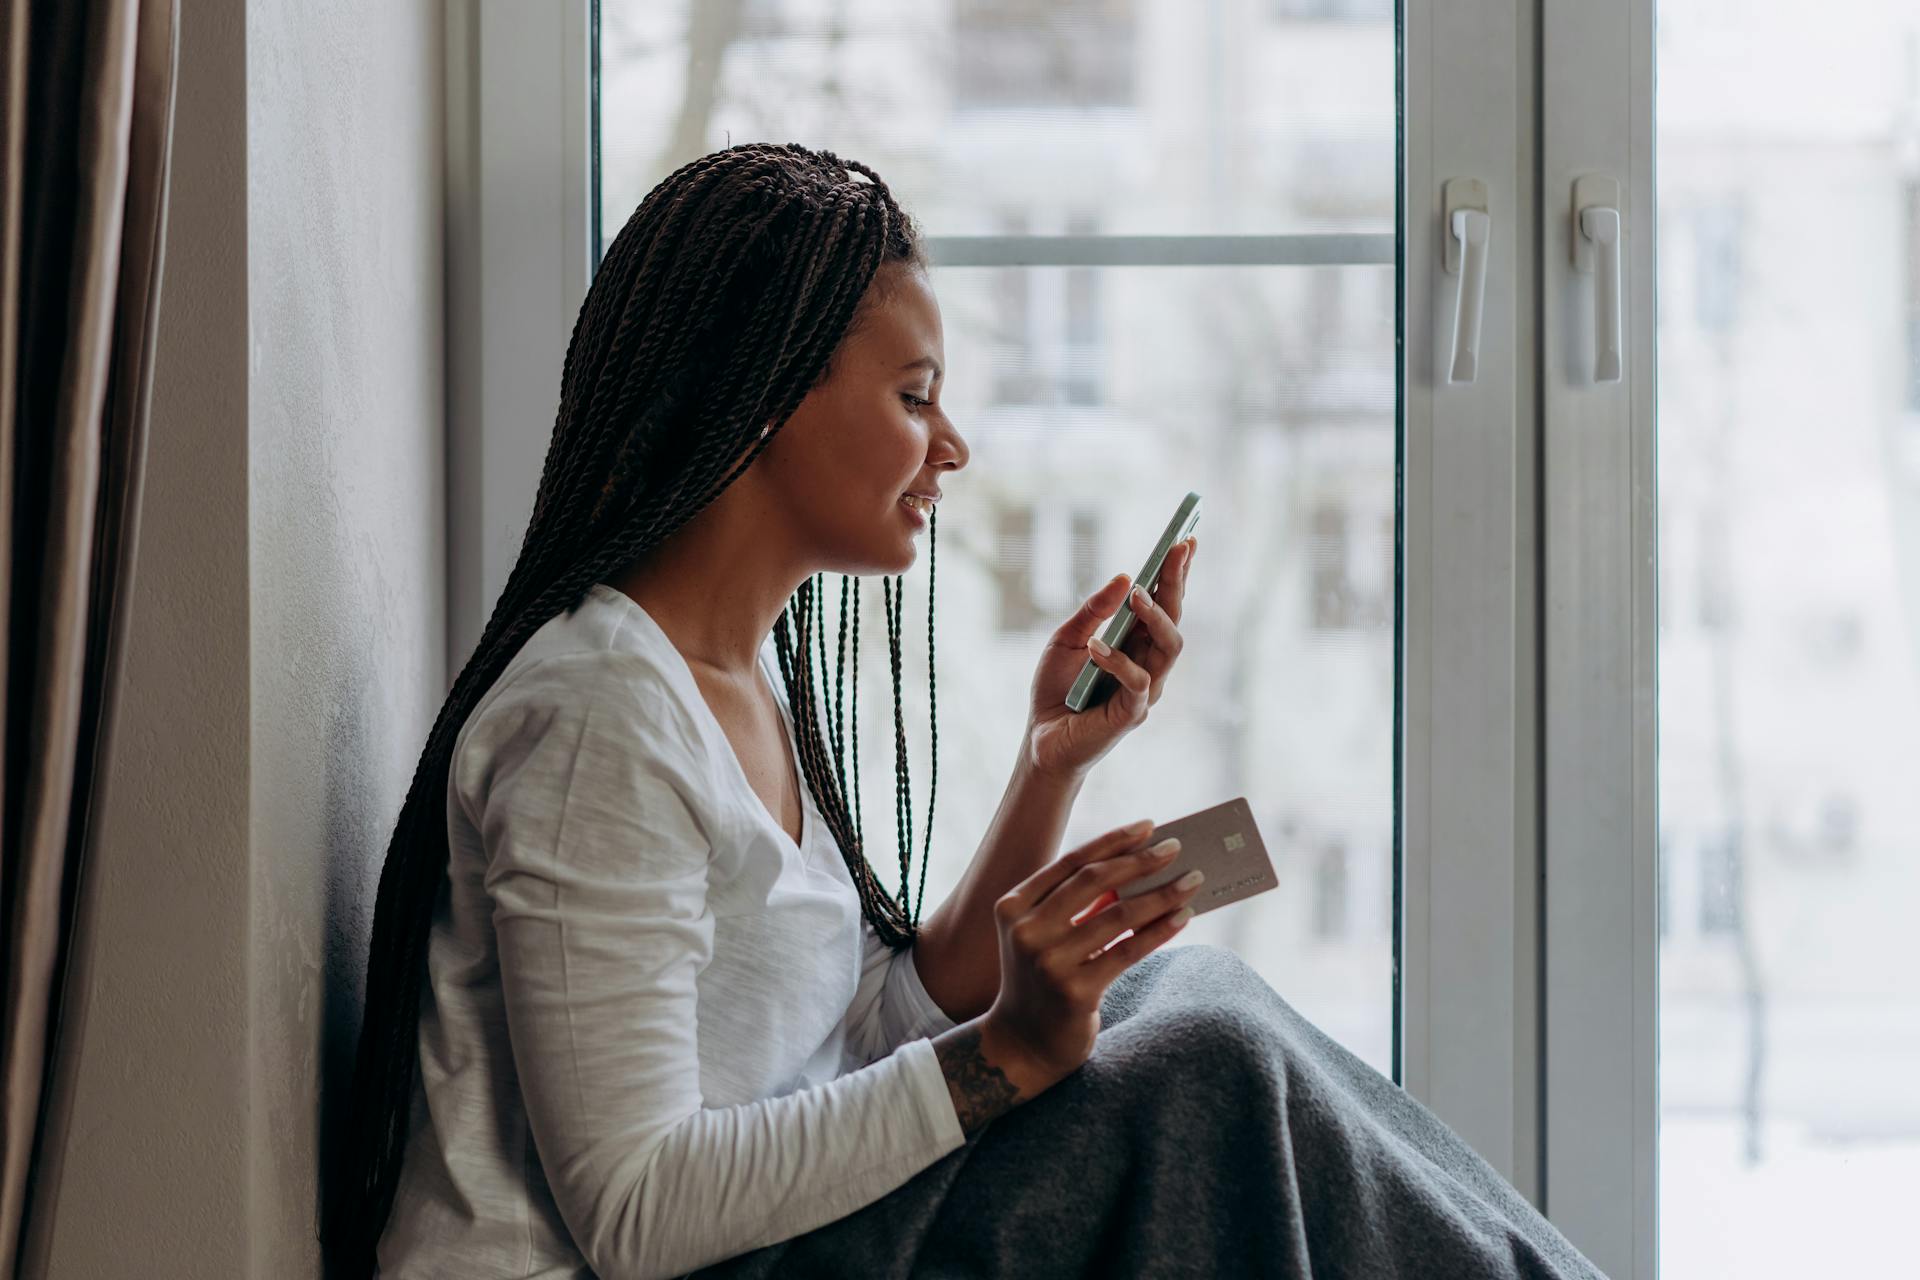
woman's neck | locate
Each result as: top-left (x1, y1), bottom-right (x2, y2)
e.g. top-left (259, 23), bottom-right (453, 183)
top-left (601, 488), bottom-right (809, 681)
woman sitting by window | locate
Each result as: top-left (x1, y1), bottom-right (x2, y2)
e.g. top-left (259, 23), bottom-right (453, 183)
top-left (325, 142), bottom-right (1604, 1280)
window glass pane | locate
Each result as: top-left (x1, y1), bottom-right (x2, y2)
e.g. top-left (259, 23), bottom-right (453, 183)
top-left (1656, 4), bottom-right (1920, 1273)
top-left (598, 2), bottom-right (1397, 1073)
top-left (953, 0), bottom-right (1135, 109)
top-left (598, 1), bottom-right (1394, 239)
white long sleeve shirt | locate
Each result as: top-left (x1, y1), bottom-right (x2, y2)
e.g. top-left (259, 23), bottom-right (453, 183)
top-left (375, 583), bottom-right (966, 1279)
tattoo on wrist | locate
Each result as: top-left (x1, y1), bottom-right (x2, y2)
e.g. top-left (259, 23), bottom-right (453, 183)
top-left (932, 1023), bottom-right (1023, 1137)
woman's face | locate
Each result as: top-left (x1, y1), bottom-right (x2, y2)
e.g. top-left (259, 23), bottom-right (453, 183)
top-left (754, 260), bottom-right (969, 576)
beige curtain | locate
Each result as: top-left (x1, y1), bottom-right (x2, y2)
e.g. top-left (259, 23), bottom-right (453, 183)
top-left (0, 1), bottom-right (178, 1275)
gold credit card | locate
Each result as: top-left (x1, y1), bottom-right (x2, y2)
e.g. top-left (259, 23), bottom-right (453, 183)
top-left (1114, 796), bottom-right (1277, 919)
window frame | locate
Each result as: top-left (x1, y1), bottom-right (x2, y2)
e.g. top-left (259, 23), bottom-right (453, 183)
top-left (444, 0), bottom-right (595, 673)
top-left (442, 0), bottom-right (1666, 1268)
top-left (1539, 0), bottom-right (1659, 1274)
top-left (1399, 0), bottom-right (1543, 1213)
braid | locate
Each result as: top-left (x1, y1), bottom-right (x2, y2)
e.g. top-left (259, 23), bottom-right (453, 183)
top-left (883, 574), bottom-right (913, 909)
top-left (918, 505), bottom-right (938, 918)
top-left (324, 142), bottom-right (935, 1277)
top-left (849, 569), bottom-right (863, 850)
top-left (829, 576), bottom-right (851, 804)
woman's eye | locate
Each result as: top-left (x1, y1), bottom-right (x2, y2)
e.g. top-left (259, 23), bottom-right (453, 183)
top-left (901, 393), bottom-right (931, 409)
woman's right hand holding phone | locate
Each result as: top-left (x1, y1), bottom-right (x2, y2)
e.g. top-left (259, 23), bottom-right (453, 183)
top-left (929, 820), bottom-right (1204, 1135)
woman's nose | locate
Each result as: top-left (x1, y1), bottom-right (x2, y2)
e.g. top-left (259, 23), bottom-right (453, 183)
top-left (933, 416), bottom-right (968, 472)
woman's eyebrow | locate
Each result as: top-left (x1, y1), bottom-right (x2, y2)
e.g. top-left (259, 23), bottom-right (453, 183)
top-left (898, 355), bottom-right (943, 380)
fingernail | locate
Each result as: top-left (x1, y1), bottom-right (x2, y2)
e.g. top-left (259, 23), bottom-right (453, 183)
top-left (1127, 817), bottom-right (1155, 834)
top-left (1131, 585), bottom-right (1150, 608)
top-left (1089, 636), bottom-right (1111, 657)
top-left (1175, 869), bottom-right (1205, 890)
top-left (1171, 906), bottom-right (1195, 927)
top-left (1151, 838), bottom-right (1181, 858)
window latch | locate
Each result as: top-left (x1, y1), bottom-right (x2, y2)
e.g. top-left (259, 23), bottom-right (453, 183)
top-left (1443, 178), bottom-right (1490, 386)
top-left (1574, 174), bottom-right (1624, 384)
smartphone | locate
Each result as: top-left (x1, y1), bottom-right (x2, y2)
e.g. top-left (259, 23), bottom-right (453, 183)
top-left (1064, 490), bottom-right (1202, 713)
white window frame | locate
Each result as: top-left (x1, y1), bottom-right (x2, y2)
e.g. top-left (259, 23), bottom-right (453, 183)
top-left (1400, 0), bottom-right (1541, 1212)
top-left (444, 0), bottom-right (595, 671)
top-left (1540, 0), bottom-right (1658, 1275)
top-left (446, 2), bottom-right (1660, 1273)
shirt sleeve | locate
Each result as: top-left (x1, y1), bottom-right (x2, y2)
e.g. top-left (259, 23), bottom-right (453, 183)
top-left (839, 916), bottom-right (962, 1072)
top-left (468, 653), bottom-right (967, 1280)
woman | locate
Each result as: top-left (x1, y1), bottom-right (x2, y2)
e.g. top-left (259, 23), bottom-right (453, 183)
top-left (327, 143), bottom-right (1603, 1280)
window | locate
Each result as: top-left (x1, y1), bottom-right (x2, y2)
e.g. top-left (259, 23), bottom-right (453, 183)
top-left (1695, 517), bottom-right (1732, 631)
top-left (466, 0), bottom-right (1552, 1263)
top-left (992, 505), bottom-right (1042, 632)
top-left (473, 1), bottom-right (1920, 1270)
top-left (1270, 0), bottom-right (1393, 22)
top-left (986, 211), bottom-right (1105, 406)
top-left (1068, 509), bottom-right (1102, 600)
top-left (1308, 504), bottom-right (1349, 627)
top-left (953, 0), bottom-right (1136, 110)
top-left (1062, 214), bottom-right (1102, 405)
top-left (1814, 792), bottom-right (1858, 859)
top-left (1312, 840), bottom-right (1349, 939)
top-left (1695, 830), bottom-right (1741, 937)
top-left (992, 500), bottom-right (1105, 634)
top-left (1906, 181), bottom-right (1919, 413)
top-left (988, 214), bottom-right (1040, 404)
top-left (1646, 5), bottom-right (1920, 1274)
top-left (594, 0), bottom-right (1402, 1083)
top-left (1308, 500), bottom-right (1393, 630)
top-left (1689, 202), bottom-right (1744, 337)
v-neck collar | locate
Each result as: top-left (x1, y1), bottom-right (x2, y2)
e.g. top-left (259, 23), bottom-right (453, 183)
top-left (589, 583), bottom-right (813, 858)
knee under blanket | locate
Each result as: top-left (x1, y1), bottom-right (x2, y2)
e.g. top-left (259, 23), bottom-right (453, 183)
top-left (685, 942), bottom-right (1608, 1279)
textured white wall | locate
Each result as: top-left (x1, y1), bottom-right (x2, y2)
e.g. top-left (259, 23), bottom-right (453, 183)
top-left (243, 0), bottom-right (445, 1273)
top-left (28, 1), bottom-right (446, 1275)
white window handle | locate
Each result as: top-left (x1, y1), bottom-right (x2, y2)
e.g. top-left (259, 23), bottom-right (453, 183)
top-left (1579, 207), bottom-right (1622, 382)
top-left (1573, 175), bottom-right (1624, 384)
top-left (1442, 177), bottom-right (1489, 386)
top-left (1448, 210), bottom-right (1491, 384)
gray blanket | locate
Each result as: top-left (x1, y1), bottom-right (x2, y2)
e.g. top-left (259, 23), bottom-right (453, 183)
top-left (687, 942), bottom-right (1608, 1279)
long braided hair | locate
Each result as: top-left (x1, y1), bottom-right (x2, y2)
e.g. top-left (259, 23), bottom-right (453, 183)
top-left (323, 142), bottom-right (941, 1275)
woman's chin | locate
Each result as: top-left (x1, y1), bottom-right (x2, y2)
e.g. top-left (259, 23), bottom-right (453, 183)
top-left (883, 510), bottom-right (923, 571)
top-left (821, 542), bottom-right (916, 580)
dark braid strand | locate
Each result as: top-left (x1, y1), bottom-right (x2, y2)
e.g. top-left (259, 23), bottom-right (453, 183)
top-left (850, 573), bottom-right (863, 850)
top-left (917, 505), bottom-right (938, 921)
top-left (882, 573), bottom-right (914, 912)
top-left (829, 576), bottom-right (851, 809)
